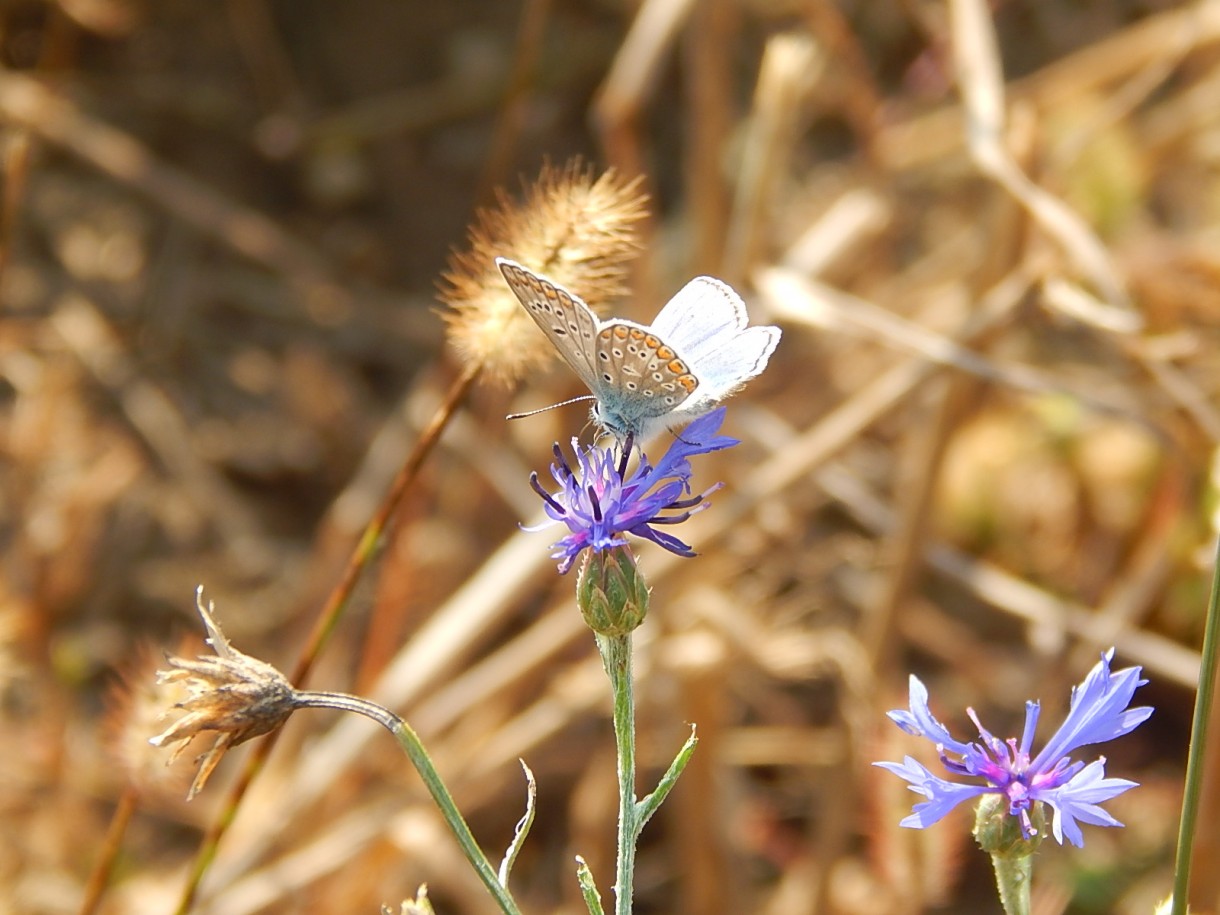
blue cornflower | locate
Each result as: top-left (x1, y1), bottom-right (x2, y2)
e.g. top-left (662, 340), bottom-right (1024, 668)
top-left (875, 649), bottom-right (1151, 848)
top-left (529, 407), bottom-right (738, 574)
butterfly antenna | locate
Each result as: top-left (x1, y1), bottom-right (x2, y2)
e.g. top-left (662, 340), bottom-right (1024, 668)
top-left (506, 395), bottom-right (596, 422)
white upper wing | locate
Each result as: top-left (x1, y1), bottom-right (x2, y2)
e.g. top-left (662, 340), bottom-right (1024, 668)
top-left (652, 275), bottom-right (780, 402)
top-left (650, 277), bottom-right (748, 362)
top-left (681, 325), bottom-right (781, 403)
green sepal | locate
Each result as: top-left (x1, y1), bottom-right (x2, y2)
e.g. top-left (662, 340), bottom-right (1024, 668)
top-left (576, 548), bottom-right (649, 636)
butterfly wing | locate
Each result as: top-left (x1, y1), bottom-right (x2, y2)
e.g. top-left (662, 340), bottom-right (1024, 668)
top-left (652, 275), bottom-right (781, 406)
top-left (593, 319), bottom-right (699, 431)
top-left (650, 276), bottom-right (749, 361)
top-left (679, 324), bottom-right (781, 404)
top-left (497, 258), bottom-right (602, 391)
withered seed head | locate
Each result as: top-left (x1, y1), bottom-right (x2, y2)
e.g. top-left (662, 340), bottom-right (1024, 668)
top-left (149, 588), bottom-right (297, 800)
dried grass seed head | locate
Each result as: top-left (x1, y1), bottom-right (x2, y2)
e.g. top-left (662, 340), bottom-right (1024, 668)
top-left (440, 161), bottom-right (648, 384)
top-left (105, 640), bottom-right (196, 795)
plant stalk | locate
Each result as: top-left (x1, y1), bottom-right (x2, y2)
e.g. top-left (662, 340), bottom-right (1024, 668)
top-left (294, 690), bottom-right (522, 915)
top-left (597, 632), bottom-right (637, 915)
top-left (172, 363), bottom-right (481, 914)
top-left (1170, 533), bottom-right (1220, 915)
top-left (990, 852), bottom-right (1031, 915)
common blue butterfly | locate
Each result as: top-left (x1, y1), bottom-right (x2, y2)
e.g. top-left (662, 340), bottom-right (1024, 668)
top-left (497, 258), bottom-right (781, 441)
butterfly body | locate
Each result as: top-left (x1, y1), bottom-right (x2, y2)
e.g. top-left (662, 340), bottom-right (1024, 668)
top-left (497, 257), bottom-right (780, 440)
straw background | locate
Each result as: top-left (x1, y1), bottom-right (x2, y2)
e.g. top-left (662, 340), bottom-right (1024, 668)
top-left (1, 1), bottom-right (1217, 913)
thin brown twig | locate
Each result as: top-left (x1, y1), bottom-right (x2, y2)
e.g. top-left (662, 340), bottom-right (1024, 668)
top-left (77, 784), bottom-right (139, 915)
top-left (0, 130), bottom-right (33, 305)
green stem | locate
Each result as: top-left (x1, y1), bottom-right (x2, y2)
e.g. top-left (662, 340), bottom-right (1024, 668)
top-left (293, 691), bottom-right (522, 915)
top-left (990, 852), bottom-right (1031, 915)
top-left (596, 632), bottom-right (637, 915)
top-left (1170, 533), bottom-right (1220, 915)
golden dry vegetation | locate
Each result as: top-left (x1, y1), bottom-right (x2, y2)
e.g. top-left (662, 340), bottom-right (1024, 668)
top-left (2, 1), bottom-right (1220, 913)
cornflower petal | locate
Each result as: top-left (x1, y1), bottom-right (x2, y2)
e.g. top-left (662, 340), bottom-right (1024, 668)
top-left (886, 675), bottom-right (974, 756)
top-left (628, 524), bottom-right (695, 557)
top-left (1030, 648), bottom-right (1153, 772)
top-left (1041, 758), bottom-right (1138, 848)
top-left (1018, 700), bottom-right (1040, 757)
top-left (874, 756), bottom-right (990, 828)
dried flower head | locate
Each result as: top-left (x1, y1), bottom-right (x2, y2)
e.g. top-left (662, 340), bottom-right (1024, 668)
top-left (440, 161), bottom-right (647, 384)
top-left (150, 588), bottom-right (297, 799)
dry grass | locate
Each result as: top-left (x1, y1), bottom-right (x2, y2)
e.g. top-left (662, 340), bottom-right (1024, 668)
top-left (2, 1), bottom-right (1218, 913)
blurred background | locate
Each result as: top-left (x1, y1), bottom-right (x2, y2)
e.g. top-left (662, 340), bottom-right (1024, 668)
top-left (2, 0), bottom-right (1218, 912)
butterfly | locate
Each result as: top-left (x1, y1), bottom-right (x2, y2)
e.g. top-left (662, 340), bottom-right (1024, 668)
top-left (497, 257), bottom-right (781, 441)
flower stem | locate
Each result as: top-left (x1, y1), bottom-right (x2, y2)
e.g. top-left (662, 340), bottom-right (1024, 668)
top-left (1170, 532), bottom-right (1220, 915)
top-left (77, 783), bottom-right (139, 915)
top-left (172, 363), bottom-right (482, 915)
top-left (293, 690), bottom-right (522, 915)
top-left (596, 632), bottom-right (638, 915)
top-left (990, 852), bottom-right (1032, 915)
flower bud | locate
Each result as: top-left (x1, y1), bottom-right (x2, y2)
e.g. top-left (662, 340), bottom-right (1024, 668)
top-left (973, 793), bottom-right (1045, 858)
top-left (576, 547), bottom-right (649, 636)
